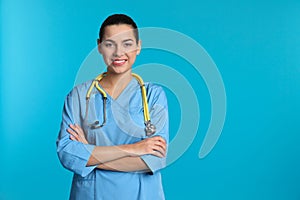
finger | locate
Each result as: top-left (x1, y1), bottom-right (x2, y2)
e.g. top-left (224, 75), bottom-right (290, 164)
top-left (152, 145), bottom-right (165, 156)
top-left (157, 137), bottom-right (166, 145)
top-left (75, 124), bottom-right (83, 133)
top-left (70, 124), bottom-right (81, 134)
top-left (70, 135), bottom-right (77, 141)
top-left (67, 128), bottom-right (79, 139)
top-left (144, 138), bottom-right (166, 154)
top-left (74, 125), bottom-right (88, 144)
top-left (75, 126), bottom-right (86, 140)
top-left (151, 150), bottom-right (165, 158)
top-left (67, 128), bottom-right (76, 135)
top-left (150, 136), bottom-right (166, 145)
top-left (69, 124), bottom-right (76, 130)
top-left (72, 124), bottom-right (81, 135)
top-left (152, 145), bottom-right (166, 157)
top-left (69, 124), bottom-right (81, 137)
top-left (154, 140), bottom-right (166, 152)
top-left (75, 124), bottom-right (86, 138)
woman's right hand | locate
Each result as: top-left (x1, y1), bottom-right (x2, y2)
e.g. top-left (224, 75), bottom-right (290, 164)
top-left (127, 136), bottom-right (167, 158)
top-left (67, 124), bottom-right (89, 144)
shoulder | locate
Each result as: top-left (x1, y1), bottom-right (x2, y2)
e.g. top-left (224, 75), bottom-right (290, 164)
top-left (144, 82), bottom-right (167, 105)
top-left (66, 79), bottom-right (94, 99)
top-left (145, 82), bottom-right (165, 94)
top-left (66, 80), bottom-right (93, 100)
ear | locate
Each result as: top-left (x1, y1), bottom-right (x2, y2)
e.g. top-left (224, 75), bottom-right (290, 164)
top-left (136, 40), bottom-right (142, 55)
top-left (97, 39), bottom-right (102, 54)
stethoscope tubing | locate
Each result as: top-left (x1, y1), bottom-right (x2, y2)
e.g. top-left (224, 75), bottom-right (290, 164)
top-left (85, 72), bottom-right (156, 136)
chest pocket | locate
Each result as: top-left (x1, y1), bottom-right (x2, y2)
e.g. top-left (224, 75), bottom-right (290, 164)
top-left (82, 123), bottom-right (116, 146)
top-left (129, 106), bottom-right (145, 127)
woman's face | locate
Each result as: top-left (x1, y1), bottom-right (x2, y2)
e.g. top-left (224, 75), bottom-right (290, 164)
top-left (98, 24), bottom-right (141, 75)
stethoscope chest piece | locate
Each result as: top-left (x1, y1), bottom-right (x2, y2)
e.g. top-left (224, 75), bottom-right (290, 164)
top-left (145, 121), bottom-right (156, 136)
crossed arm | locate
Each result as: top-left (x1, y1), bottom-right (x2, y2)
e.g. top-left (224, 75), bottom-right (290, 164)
top-left (67, 124), bottom-right (167, 172)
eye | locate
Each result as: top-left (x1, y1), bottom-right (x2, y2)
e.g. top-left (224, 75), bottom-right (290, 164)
top-left (123, 42), bottom-right (133, 48)
top-left (105, 43), bottom-right (113, 48)
top-left (102, 41), bottom-right (115, 48)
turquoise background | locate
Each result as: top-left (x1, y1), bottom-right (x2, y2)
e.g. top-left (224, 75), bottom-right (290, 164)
top-left (1, 0), bottom-right (300, 199)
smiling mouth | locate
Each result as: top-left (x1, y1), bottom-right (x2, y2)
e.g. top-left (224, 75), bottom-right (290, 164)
top-left (112, 59), bottom-right (127, 66)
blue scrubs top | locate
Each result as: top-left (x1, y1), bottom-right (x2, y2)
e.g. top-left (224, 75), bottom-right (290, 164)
top-left (56, 78), bottom-right (169, 200)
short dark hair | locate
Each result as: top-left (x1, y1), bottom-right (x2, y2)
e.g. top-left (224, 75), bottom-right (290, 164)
top-left (98, 14), bottom-right (139, 43)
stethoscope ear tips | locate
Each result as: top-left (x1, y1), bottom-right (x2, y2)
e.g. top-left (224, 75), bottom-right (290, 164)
top-left (145, 121), bottom-right (156, 136)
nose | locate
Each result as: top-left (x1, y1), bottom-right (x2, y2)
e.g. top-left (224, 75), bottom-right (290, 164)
top-left (113, 45), bottom-right (124, 57)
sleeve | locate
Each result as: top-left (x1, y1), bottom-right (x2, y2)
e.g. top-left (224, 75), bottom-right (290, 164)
top-left (140, 85), bottom-right (169, 174)
top-left (56, 90), bottom-right (96, 177)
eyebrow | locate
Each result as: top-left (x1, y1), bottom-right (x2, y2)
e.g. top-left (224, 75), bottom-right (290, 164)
top-left (103, 38), bottom-right (134, 43)
top-left (122, 39), bottom-right (134, 43)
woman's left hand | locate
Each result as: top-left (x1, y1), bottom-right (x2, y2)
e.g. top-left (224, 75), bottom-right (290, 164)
top-left (67, 124), bottom-right (89, 144)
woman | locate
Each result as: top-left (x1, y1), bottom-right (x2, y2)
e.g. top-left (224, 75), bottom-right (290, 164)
top-left (56, 14), bottom-right (169, 200)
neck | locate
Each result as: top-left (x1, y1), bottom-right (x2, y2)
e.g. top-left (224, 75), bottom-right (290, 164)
top-left (100, 70), bottom-right (132, 99)
top-left (105, 70), bottom-right (132, 85)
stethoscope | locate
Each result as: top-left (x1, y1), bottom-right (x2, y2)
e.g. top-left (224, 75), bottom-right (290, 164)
top-left (85, 72), bottom-right (156, 136)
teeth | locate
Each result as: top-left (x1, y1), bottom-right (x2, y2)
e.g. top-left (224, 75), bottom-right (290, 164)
top-left (113, 60), bottom-right (126, 64)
